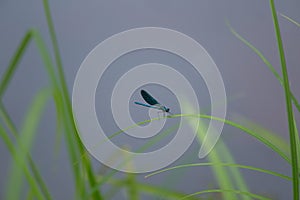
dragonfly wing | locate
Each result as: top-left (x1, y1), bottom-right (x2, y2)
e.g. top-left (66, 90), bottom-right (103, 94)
top-left (141, 90), bottom-right (159, 105)
top-left (135, 102), bottom-right (154, 108)
top-left (135, 102), bottom-right (161, 110)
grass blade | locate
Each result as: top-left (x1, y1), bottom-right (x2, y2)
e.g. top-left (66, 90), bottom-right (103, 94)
top-left (42, 1), bottom-right (103, 199)
top-left (0, 103), bottom-right (52, 200)
top-left (227, 23), bottom-right (300, 113)
top-left (0, 122), bottom-right (45, 200)
top-left (180, 189), bottom-right (270, 200)
top-left (146, 162), bottom-right (291, 181)
top-left (280, 13), bottom-right (300, 28)
top-left (269, 1), bottom-right (299, 199)
top-left (0, 32), bottom-right (32, 98)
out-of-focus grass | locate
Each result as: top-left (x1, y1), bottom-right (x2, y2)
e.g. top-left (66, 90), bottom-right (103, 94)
top-left (4, 89), bottom-right (51, 200)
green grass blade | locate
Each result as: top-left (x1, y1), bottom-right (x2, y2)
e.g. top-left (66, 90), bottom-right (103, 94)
top-left (146, 162), bottom-right (291, 181)
top-left (25, 189), bottom-right (34, 200)
top-left (197, 114), bottom-right (290, 164)
top-left (227, 23), bottom-right (300, 113)
top-left (280, 13), bottom-right (300, 27)
top-left (82, 151), bottom-right (104, 200)
top-left (180, 189), bottom-right (270, 200)
top-left (0, 123), bottom-right (45, 200)
top-left (232, 114), bottom-right (292, 159)
top-left (0, 104), bottom-right (52, 200)
top-left (5, 88), bottom-right (51, 200)
top-left (269, 1), bottom-right (299, 199)
top-left (216, 140), bottom-right (251, 200)
top-left (126, 173), bottom-right (139, 200)
top-left (0, 102), bottom-right (19, 134)
top-left (31, 29), bottom-right (59, 89)
top-left (0, 31), bottom-right (32, 98)
top-left (140, 114), bottom-right (291, 165)
top-left (42, 1), bottom-right (103, 198)
top-left (294, 117), bottom-right (300, 173)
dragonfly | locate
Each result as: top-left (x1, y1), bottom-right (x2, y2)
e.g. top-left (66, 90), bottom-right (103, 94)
top-left (134, 90), bottom-right (172, 114)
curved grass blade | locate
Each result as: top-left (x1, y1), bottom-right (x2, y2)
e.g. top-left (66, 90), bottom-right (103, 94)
top-left (145, 162), bottom-right (291, 181)
top-left (194, 114), bottom-right (290, 164)
top-left (227, 22), bottom-right (300, 113)
top-left (83, 111), bottom-right (292, 199)
top-left (179, 189), bottom-right (270, 200)
top-left (232, 114), bottom-right (291, 156)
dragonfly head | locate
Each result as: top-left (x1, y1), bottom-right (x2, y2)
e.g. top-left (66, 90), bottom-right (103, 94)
top-left (164, 107), bottom-right (170, 113)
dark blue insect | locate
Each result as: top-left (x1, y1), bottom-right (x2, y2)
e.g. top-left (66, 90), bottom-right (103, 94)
top-left (134, 90), bottom-right (171, 113)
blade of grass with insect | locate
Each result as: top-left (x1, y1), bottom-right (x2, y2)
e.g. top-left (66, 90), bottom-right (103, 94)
top-left (270, 1), bottom-right (299, 199)
top-left (90, 113), bottom-right (292, 199)
top-left (4, 88), bottom-right (51, 200)
top-left (150, 97), bottom-right (249, 199)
